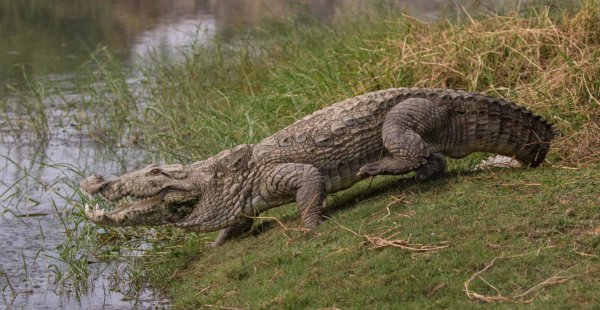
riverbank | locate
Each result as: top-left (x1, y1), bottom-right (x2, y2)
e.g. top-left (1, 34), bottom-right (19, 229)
top-left (126, 2), bottom-right (600, 308)
top-left (4, 1), bottom-right (599, 308)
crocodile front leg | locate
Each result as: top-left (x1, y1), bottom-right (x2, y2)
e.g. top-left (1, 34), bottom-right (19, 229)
top-left (263, 163), bottom-right (326, 228)
top-left (210, 217), bottom-right (254, 247)
top-left (209, 162), bottom-right (326, 247)
top-left (358, 98), bottom-right (448, 177)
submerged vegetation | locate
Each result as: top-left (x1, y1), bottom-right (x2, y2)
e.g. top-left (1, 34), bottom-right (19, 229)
top-left (2, 0), bottom-right (600, 308)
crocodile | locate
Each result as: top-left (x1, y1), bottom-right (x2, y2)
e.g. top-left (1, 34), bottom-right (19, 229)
top-left (80, 88), bottom-right (556, 246)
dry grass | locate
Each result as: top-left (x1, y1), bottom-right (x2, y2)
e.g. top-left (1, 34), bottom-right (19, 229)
top-left (557, 121), bottom-right (600, 166)
top-left (345, 3), bottom-right (600, 167)
top-left (334, 219), bottom-right (451, 252)
top-left (464, 252), bottom-right (577, 303)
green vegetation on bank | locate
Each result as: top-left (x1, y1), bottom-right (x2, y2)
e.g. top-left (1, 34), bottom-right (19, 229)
top-left (136, 1), bottom-right (600, 165)
top-left (134, 2), bottom-right (599, 308)
top-left (7, 1), bottom-right (599, 308)
top-left (153, 166), bottom-right (600, 309)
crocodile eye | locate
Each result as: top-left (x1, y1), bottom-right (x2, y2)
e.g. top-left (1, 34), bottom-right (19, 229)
top-left (149, 168), bottom-right (162, 175)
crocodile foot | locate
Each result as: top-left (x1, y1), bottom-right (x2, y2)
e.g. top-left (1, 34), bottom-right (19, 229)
top-left (474, 155), bottom-right (525, 170)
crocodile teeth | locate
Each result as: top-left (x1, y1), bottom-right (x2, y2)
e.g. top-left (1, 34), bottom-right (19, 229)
top-left (116, 195), bottom-right (137, 206)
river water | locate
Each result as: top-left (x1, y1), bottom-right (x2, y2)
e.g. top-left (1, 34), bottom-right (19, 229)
top-left (0, 0), bottom-right (551, 308)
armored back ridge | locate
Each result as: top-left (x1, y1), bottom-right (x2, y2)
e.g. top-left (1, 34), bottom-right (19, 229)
top-left (80, 88), bottom-right (556, 246)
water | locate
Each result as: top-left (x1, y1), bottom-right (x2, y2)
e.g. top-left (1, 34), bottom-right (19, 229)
top-left (0, 0), bottom-right (544, 308)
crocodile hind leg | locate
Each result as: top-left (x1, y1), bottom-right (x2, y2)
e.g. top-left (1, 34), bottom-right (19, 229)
top-left (415, 153), bottom-right (446, 181)
top-left (358, 98), bottom-right (447, 177)
top-left (210, 217), bottom-right (254, 247)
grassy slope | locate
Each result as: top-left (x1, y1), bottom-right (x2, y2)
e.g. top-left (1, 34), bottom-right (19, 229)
top-left (95, 2), bottom-right (600, 308)
top-left (151, 165), bottom-right (600, 309)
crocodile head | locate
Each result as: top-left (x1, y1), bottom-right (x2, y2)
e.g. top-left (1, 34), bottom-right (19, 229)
top-left (80, 144), bottom-right (255, 231)
top-left (80, 164), bottom-right (202, 226)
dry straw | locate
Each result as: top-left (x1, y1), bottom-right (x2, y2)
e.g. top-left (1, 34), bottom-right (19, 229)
top-left (370, 3), bottom-right (600, 167)
top-left (464, 252), bottom-right (577, 303)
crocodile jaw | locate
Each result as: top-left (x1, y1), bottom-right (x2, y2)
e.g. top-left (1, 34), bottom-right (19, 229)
top-left (80, 174), bottom-right (173, 226)
top-left (84, 196), bottom-right (166, 226)
top-left (80, 164), bottom-right (204, 226)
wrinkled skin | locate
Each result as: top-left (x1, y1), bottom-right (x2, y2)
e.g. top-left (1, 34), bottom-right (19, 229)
top-left (81, 145), bottom-right (260, 243)
top-left (80, 164), bottom-right (203, 226)
top-left (80, 88), bottom-right (556, 246)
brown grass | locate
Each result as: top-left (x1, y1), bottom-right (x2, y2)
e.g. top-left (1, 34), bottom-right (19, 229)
top-left (354, 3), bottom-right (600, 167)
top-left (464, 252), bottom-right (577, 303)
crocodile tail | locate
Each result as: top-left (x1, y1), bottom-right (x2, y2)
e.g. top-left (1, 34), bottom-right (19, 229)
top-left (441, 94), bottom-right (557, 167)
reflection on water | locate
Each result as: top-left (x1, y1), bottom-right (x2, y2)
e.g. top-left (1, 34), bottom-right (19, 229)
top-left (132, 13), bottom-right (215, 61)
top-left (0, 0), bottom-right (534, 94)
top-left (0, 0), bottom-right (544, 308)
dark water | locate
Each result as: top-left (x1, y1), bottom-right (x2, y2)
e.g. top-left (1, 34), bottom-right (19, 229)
top-left (0, 0), bottom-right (544, 308)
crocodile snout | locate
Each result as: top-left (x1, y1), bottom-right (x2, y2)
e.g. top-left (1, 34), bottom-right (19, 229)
top-left (80, 174), bottom-right (108, 195)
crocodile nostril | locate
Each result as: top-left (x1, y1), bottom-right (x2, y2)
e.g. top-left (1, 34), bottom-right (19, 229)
top-left (80, 175), bottom-right (109, 195)
top-left (90, 174), bottom-right (105, 181)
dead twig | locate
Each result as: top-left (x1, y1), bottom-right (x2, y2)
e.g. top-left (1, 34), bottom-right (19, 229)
top-left (249, 212), bottom-right (316, 246)
top-left (203, 305), bottom-right (241, 310)
top-left (464, 253), bottom-right (576, 303)
top-left (572, 245), bottom-right (599, 258)
top-left (427, 282), bottom-right (447, 297)
top-left (331, 218), bottom-right (450, 252)
top-left (195, 285), bottom-right (212, 297)
top-left (364, 235), bottom-right (450, 252)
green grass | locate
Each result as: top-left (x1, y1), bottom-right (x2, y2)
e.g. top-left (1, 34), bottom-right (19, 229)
top-left (11, 0), bottom-right (599, 308)
top-left (147, 164), bottom-right (600, 309)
